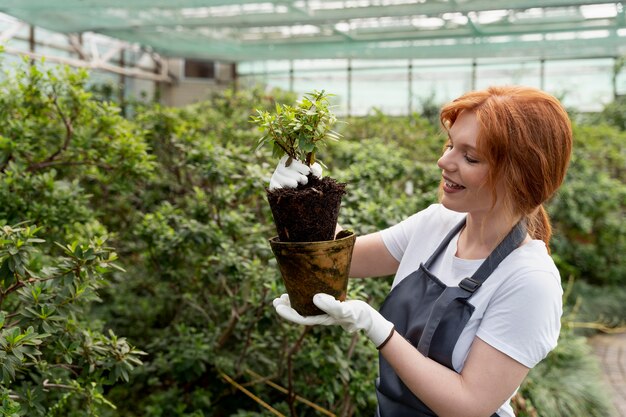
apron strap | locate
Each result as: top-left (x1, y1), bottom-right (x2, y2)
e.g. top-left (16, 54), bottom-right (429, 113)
top-left (423, 219), bottom-right (466, 269)
top-left (458, 220), bottom-right (527, 294)
top-left (417, 220), bottom-right (527, 356)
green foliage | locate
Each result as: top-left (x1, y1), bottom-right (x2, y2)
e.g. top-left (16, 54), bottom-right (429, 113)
top-left (0, 59), bottom-right (152, 415)
top-left (251, 89), bottom-right (341, 166)
top-left (95, 86), bottom-right (622, 417)
top-left (514, 277), bottom-right (618, 417)
top-left (598, 95), bottom-right (626, 131)
top-left (340, 108), bottom-right (443, 159)
top-left (0, 224), bottom-right (145, 416)
top-left (549, 124), bottom-right (626, 286)
top-left (582, 94), bottom-right (626, 132)
top-left (92, 89), bottom-right (283, 416)
top-left (564, 280), bottom-right (626, 335)
top-left (0, 60), bottom-right (153, 183)
top-left (1, 388), bottom-right (21, 417)
top-left (0, 54), bottom-right (621, 417)
top-left (330, 110), bottom-right (443, 233)
top-left (0, 58), bottom-right (155, 245)
top-left (518, 328), bottom-right (615, 417)
top-left (329, 138), bottom-right (439, 234)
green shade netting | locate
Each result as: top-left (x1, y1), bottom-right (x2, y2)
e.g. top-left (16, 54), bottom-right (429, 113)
top-left (0, 0), bottom-right (624, 61)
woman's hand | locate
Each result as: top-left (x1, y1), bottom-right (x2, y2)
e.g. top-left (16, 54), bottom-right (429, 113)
top-left (268, 155), bottom-right (322, 190)
top-left (273, 293), bottom-right (395, 349)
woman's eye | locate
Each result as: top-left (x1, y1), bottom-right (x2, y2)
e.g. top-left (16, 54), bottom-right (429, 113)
top-left (465, 155), bottom-right (479, 164)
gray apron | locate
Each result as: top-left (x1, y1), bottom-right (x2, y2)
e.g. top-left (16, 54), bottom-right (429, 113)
top-left (376, 218), bottom-right (526, 417)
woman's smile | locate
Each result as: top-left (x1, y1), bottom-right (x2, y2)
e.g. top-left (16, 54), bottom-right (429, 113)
top-left (442, 175), bottom-right (465, 192)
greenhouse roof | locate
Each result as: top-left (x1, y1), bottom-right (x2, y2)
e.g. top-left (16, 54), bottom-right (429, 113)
top-left (0, 0), bottom-right (624, 62)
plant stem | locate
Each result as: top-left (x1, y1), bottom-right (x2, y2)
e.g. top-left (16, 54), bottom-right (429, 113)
top-left (305, 152), bottom-right (314, 166)
top-left (267, 123), bottom-right (294, 159)
top-left (287, 327), bottom-right (309, 416)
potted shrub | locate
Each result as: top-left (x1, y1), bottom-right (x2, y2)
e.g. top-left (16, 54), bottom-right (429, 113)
top-left (252, 90), bottom-right (355, 315)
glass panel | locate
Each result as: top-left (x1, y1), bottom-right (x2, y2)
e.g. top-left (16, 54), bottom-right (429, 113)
top-left (292, 68), bottom-right (348, 114)
top-left (544, 58), bottom-right (614, 112)
top-left (412, 60), bottom-right (473, 113)
top-left (238, 57), bottom-right (618, 116)
top-left (351, 65), bottom-right (408, 116)
top-left (475, 59), bottom-right (542, 90)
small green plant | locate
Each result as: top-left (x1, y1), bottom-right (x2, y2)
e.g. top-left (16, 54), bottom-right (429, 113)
top-left (251, 90), bottom-right (342, 167)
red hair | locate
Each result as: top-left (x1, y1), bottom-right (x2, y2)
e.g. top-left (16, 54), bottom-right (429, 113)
top-left (439, 86), bottom-right (573, 248)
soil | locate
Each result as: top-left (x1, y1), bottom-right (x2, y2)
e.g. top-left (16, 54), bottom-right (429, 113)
top-left (266, 175), bottom-right (347, 243)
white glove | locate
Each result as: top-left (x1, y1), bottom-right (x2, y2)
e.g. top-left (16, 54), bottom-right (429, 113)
top-left (273, 293), bottom-right (395, 349)
top-left (269, 155), bottom-right (322, 190)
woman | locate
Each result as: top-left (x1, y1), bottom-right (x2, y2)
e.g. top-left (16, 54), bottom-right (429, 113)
top-left (272, 85), bottom-right (573, 417)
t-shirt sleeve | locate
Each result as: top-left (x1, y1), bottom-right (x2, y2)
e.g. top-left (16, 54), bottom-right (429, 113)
top-left (475, 270), bottom-right (563, 368)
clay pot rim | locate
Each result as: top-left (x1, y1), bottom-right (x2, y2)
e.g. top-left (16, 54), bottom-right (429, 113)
top-left (269, 230), bottom-right (355, 247)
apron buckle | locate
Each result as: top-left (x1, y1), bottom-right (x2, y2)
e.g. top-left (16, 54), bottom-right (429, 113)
top-left (459, 277), bottom-right (482, 293)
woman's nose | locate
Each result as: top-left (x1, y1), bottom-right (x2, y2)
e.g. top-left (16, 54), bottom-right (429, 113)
top-left (437, 149), bottom-right (454, 171)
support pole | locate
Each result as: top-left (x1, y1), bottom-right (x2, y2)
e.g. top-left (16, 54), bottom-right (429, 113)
top-left (408, 59), bottom-right (413, 117)
top-left (28, 25), bottom-right (35, 65)
top-left (612, 56), bottom-right (619, 100)
top-left (347, 59), bottom-right (352, 117)
top-left (154, 57), bottom-right (162, 103)
top-left (119, 49), bottom-right (126, 115)
top-left (231, 62), bottom-right (238, 94)
top-left (471, 59), bottom-right (477, 91)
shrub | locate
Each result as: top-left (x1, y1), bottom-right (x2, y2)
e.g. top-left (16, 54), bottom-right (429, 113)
top-left (0, 59), bottom-right (152, 415)
top-left (515, 328), bottom-right (615, 417)
top-left (561, 119), bottom-right (626, 291)
top-left (0, 224), bottom-right (145, 416)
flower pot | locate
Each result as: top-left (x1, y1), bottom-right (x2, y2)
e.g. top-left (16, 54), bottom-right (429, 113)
top-left (266, 176), bottom-right (346, 242)
top-left (269, 230), bottom-right (356, 316)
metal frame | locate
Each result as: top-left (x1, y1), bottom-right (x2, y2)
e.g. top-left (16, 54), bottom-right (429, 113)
top-left (0, 19), bottom-right (173, 82)
top-left (0, 1), bottom-right (623, 62)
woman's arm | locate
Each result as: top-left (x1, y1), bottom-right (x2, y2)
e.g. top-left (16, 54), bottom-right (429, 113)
top-left (349, 232), bottom-right (400, 278)
top-left (380, 333), bottom-right (529, 417)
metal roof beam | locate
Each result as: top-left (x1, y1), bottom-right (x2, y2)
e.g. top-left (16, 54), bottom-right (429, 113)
top-left (94, 12), bottom-right (618, 47)
top-left (4, 45), bottom-right (173, 82)
top-left (107, 25), bottom-right (626, 61)
top-left (0, 20), bottom-right (25, 43)
top-left (284, 17), bottom-right (622, 43)
top-left (7, 1), bottom-right (620, 32)
top-left (0, 0), bottom-right (278, 11)
top-left (0, 0), bottom-right (618, 13)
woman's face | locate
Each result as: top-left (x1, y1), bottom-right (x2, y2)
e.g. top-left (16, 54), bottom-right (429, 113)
top-left (437, 111), bottom-right (503, 218)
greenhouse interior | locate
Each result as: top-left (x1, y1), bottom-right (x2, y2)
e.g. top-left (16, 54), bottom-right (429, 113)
top-left (0, 1), bottom-right (624, 417)
top-left (1, 1), bottom-right (625, 113)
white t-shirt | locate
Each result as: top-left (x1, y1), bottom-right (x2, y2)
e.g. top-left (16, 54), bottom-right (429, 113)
top-left (379, 204), bottom-right (563, 417)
